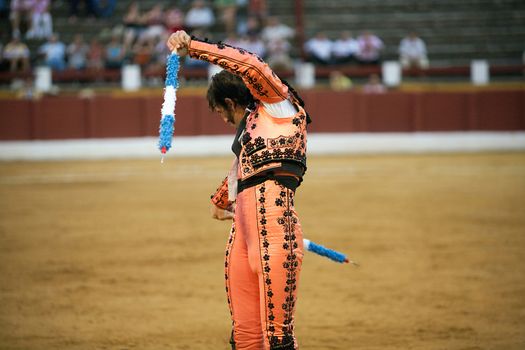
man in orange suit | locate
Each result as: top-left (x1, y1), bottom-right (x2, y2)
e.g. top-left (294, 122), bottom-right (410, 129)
top-left (168, 30), bottom-right (311, 350)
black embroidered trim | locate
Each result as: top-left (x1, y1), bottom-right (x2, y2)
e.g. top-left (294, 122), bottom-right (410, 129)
top-left (268, 135), bottom-right (296, 150)
top-left (225, 222), bottom-right (236, 327)
top-left (241, 131), bottom-right (252, 145)
top-left (244, 136), bottom-right (266, 156)
top-left (270, 335), bottom-right (295, 349)
top-left (250, 151), bottom-right (306, 169)
top-left (257, 183), bottom-right (276, 339)
top-left (276, 186), bottom-right (298, 340)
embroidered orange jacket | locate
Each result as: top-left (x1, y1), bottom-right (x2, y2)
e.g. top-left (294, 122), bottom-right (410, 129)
top-left (191, 39), bottom-right (308, 207)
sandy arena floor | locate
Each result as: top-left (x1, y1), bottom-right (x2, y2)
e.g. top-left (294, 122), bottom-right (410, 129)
top-left (1, 153), bottom-right (524, 350)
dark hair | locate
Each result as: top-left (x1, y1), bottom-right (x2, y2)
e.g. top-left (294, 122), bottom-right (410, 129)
top-left (207, 70), bottom-right (255, 110)
top-left (207, 70), bottom-right (312, 124)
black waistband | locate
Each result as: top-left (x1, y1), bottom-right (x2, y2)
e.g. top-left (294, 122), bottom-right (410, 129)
top-left (237, 174), bottom-right (300, 194)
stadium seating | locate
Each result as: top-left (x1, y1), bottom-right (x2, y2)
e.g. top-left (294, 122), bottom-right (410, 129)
top-left (0, 0), bottom-right (524, 84)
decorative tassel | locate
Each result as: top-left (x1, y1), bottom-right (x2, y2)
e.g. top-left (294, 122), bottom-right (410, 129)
top-left (158, 53), bottom-right (180, 158)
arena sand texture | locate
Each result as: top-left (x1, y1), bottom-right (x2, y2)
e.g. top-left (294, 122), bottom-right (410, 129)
top-left (1, 153), bottom-right (524, 350)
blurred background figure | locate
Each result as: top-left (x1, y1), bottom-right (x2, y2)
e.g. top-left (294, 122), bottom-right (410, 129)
top-left (122, 1), bottom-right (145, 50)
top-left (261, 16), bottom-right (294, 46)
top-left (332, 31), bottom-right (359, 65)
top-left (132, 38), bottom-right (153, 68)
top-left (247, 0), bottom-right (267, 20)
top-left (239, 34), bottom-right (266, 58)
top-left (362, 73), bottom-right (386, 93)
top-left (67, 34), bottom-right (89, 70)
top-left (329, 70), bottom-right (353, 91)
top-left (87, 37), bottom-right (104, 71)
top-left (165, 5), bottom-right (185, 34)
top-left (25, 0), bottom-right (53, 40)
top-left (261, 16), bottom-right (294, 70)
top-left (399, 31), bottom-right (429, 69)
top-left (185, 0), bottom-right (215, 33)
top-left (356, 30), bottom-right (384, 65)
top-left (10, 0), bottom-right (34, 38)
top-left (39, 33), bottom-right (66, 71)
top-left (92, 0), bottom-right (116, 19)
top-left (304, 31), bottom-right (333, 65)
top-left (3, 34), bottom-right (30, 72)
top-left (266, 38), bottom-right (292, 70)
top-left (138, 4), bottom-right (166, 45)
top-left (149, 32), bottom-right (170, 71)
top-left (239, 15), bottom-right (262, 37)
top-left (215, 0), bottom-right (238, 35)
top-left (104, 34), bottom-right (126, 70)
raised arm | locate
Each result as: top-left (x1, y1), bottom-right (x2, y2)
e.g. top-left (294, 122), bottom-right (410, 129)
top-left (167, 30), bottom-right (289, 104)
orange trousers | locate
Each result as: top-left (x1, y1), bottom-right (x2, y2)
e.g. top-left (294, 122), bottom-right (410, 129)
top-left (225, 180), bottom-right (304, 350)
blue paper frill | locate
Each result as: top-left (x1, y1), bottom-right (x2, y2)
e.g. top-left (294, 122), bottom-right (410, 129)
top-left (158, 53), bottom-right (180, 154)
top-left (165, 54), bottom-right (180, 88)
top-left (307, 241), bottom-right (347, 263)
top-left (158, 114), bottom-right (175, 151)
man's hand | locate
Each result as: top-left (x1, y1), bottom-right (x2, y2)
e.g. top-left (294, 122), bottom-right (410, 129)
top-left (167, 30), bottom-right (191, 57)
top-left (211, 204), bottom-right (235, 221)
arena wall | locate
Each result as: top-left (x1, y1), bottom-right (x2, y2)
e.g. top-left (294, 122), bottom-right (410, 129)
top-left (1, 89), bottom-right (524, 141)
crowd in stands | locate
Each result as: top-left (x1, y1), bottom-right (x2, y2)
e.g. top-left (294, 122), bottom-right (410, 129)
top-left (304, 29), bottom-right (428, 69)
top-left (0, 0), bottom-right (429, 92)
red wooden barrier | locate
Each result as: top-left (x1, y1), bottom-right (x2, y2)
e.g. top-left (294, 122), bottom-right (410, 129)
top-left (1, 89), bottom-right (524, 141)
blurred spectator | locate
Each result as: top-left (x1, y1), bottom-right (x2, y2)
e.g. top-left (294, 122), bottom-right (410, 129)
top-left (105, 34), bottom-right (126, 69)
top-left (69, 0), bottom-right (97, 22)
top-left (185, 0), bottom-right (215, 32)
top-left (87, 37), bottom-right (104, 70)
top-left (332, 31), bottom-right (359, 65)
top-left (241, 15), bottom-right (262, 37)
top-left (399, 32), bottom-right (429, 69)
top-left (248, 0), bottom-right (267, 20)
top-left (26, 0), bottom-right (53, 40)
top-left (329, 71), bottom-right (352, 91)
top-left (67, 34), bottom-right (89, 70)
top-left (165, 6), bottom-right (185, 34)
top-left (123, 1), bottom-right (145, 50)
top-left (356, 30), bottom-right (384, 65)
top-left (215, 0), bottom-right (237, 35)
top-left (4, 35), bottom-right (30, 72)
top-left (239, 34), bottom-right (266, 58)
top-left (39, 33), bottom-right (66, 71)
top-left (92, 0), bottom-right (116, 18)
top-left (132, 38), bottom-right (153, 68)
top-left (138, 4), bottom-right (166, 44)
top-left (266, 38), bottom-right (292, 70)
top-left (10, 0), bottom-right (34, 38)
top-left (305, 32), bottom-right (333, 65)
top-left (261, 16), bottom-right (294, 46)
top-left (362, 74), bottom-right (386, 93)
top-left (149, 33), bottom-right (170, 70)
